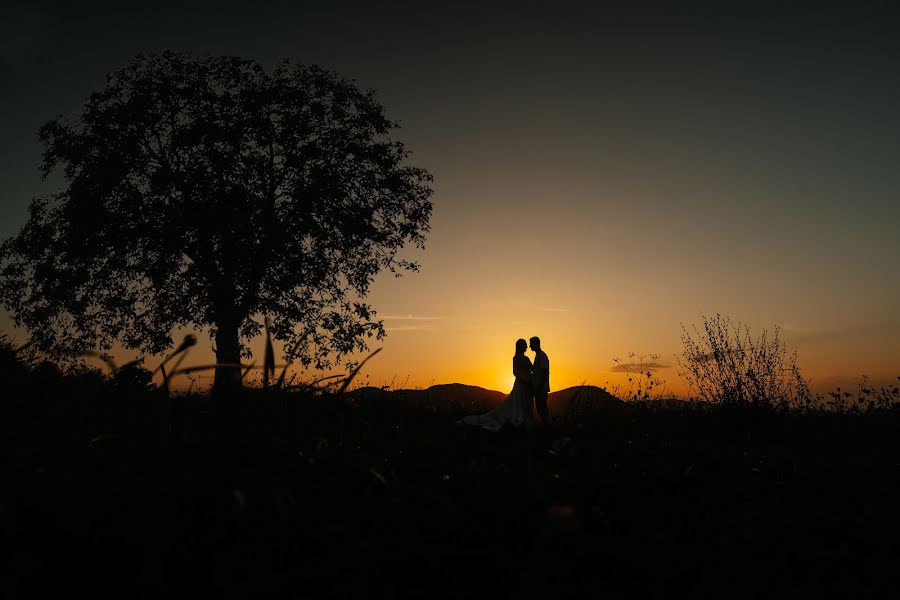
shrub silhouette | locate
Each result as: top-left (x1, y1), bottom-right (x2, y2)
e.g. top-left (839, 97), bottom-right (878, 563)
top-left (111, 362), bottom-right (154, 393)
top-left (678, 314), bottom-right (811, 409)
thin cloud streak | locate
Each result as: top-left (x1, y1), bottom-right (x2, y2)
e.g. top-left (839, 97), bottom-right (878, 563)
top-left (380, 314), bottom-right (445, 321)
top-left (780, 322), bottom-right (900, 345)
top-left (609, 362), bottom-right (670, 373)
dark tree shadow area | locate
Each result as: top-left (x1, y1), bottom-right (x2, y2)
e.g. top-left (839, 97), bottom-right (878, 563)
top-left (1, 355), bottom-right (897, 599)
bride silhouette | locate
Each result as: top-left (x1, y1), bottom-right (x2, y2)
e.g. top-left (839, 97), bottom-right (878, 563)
top-left (458, 339), bottom-right (533, 431)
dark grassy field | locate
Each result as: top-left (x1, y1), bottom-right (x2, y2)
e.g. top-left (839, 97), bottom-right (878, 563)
top-left (1, 362), bottom-right (897, 599)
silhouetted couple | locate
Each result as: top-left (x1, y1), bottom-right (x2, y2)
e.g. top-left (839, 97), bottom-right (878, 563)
top-left (460, 337), bottom-right (550, 431)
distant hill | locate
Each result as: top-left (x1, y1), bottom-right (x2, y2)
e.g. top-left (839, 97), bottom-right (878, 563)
top-left (349, 383), bottom-right (624, 418)
top-left (549, 385), bottom-right (625, 417)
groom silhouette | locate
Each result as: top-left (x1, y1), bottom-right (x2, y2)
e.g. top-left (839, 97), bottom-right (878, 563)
top-left (529, 336), bottom-right (550, 428)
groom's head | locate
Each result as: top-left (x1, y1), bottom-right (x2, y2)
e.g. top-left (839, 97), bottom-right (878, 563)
top-left (529, 336), bottom-right (541, 351)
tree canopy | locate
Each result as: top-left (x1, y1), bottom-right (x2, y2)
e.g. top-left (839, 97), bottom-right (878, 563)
top-left (0, 51), bottom-right (433, 389)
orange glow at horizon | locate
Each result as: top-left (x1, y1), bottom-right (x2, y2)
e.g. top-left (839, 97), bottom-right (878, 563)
top-left (86, 296), bottom-right (899, 399)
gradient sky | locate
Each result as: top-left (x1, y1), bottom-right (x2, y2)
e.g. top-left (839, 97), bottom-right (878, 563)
top-left (2, 1), bottom-right (898, 394)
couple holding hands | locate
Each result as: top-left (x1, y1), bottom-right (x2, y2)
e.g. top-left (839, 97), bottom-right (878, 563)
top-left (460, 336), bottom-right (550, 432)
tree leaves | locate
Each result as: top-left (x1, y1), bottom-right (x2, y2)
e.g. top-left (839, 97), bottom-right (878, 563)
top-left (0, 51), bottom-right (433, 374)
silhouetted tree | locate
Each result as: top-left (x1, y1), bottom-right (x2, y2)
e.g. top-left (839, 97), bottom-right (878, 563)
top-left (0, 51), bottom-right (433, 391)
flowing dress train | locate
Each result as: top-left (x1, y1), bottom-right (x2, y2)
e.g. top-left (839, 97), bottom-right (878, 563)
top-left (459, 354), bottom-right (533, 431)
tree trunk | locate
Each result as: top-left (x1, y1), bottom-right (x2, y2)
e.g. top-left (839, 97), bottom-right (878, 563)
top-left (213, 320), bottom-right (243, 394)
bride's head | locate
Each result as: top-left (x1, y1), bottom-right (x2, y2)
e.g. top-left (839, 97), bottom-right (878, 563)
top-left (515, 339), bottom-right (527, 354)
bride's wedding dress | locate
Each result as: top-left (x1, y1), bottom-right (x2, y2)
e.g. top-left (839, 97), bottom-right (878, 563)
top-left (459, 354), bottom-right (533, 431)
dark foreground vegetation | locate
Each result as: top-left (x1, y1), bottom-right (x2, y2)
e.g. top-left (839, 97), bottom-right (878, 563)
top-left (2, 349), bottom-right (897, 599)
